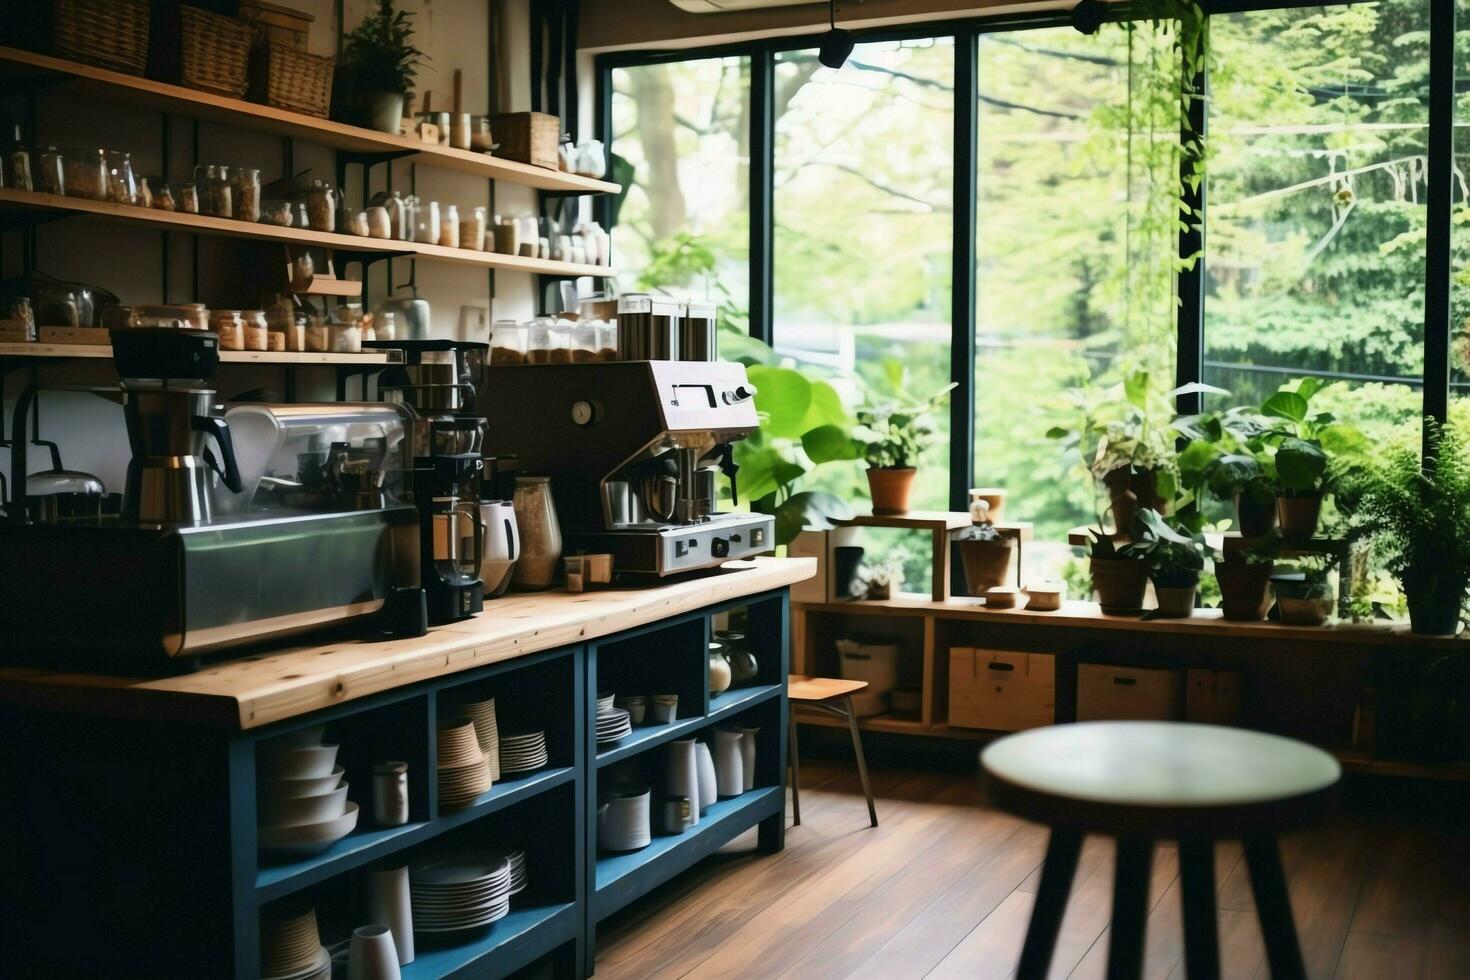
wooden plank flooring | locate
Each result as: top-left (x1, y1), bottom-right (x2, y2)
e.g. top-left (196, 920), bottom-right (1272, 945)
top-left (594, 764), bottom-right (1470, 979)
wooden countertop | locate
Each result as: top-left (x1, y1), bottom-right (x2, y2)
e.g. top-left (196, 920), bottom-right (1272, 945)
top-left (0, 557), bottom-right (814, 731)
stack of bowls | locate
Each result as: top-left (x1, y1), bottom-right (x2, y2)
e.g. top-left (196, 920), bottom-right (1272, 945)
top-left (450, 697), bottom-right (500, 781)
top-left (258, 731), bottom-right (358, 856)
top-left (437, 720), bottom-right (491, 810)
top-left (260, 906), bottom-right (331, 980)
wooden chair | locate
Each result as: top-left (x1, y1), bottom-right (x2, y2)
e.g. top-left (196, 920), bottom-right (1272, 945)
top-left (787, 675), bottom-right (878, 828)
top-left (981, 722), bottom-right (1341, 980)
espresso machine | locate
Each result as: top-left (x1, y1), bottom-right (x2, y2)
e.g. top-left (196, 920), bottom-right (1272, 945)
top-left (484, 360), bottom-right (774, 578)
top-left (365, 339), bottom-right (488, 623)
top-left (0, 329), bottom-right (424, 673)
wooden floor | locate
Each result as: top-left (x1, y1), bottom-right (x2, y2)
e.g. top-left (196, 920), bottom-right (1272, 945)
top-left (594, 761), bottom-right (1470, 979)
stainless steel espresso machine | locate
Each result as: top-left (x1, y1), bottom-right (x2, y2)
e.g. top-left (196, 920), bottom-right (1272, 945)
top-left (0, 329), bottom-right (425, 673)
top-left (484, 360), bottom-right (774, 578)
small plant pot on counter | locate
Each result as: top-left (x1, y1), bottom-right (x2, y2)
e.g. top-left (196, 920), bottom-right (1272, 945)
top-left (358, 89), bottom-right (407, 134)
top-left (958, 537), bottom-right (1014, 594)
top-left (1216, 554), bottom-right (1274, 621)
top-left (1235, 491), bottom-right (1278, 537)
top-left (867, 467), bottom-right (916, 515)
top-left (1150, 575), bottom-right (1198, 618)
top-left (1090, 557), bottom-right (1149, 615)
top-left (1405, 569), bottom-right (1467, 636)
top-left (1277, 595), bottom-right (1334, 626)
top-left (1276, 492), bottom-right (1323, 543)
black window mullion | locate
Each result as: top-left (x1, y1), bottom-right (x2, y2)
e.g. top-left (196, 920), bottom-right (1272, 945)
top-left (750, 49), bottom-right (775, 345)
top-left (1175, 45), bottom-right (1207, 417)
top-left (593, 57), bottom-right (615, 235)
top-left (951, 31), bottom-right (979, 510)
top-left (1423, 0), bottom-right (1455, 454)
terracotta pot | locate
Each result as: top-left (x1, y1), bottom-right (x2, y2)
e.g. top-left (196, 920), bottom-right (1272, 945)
top-left (1234, 491), bottom-right (1277, 538)
top-left (1101, 467), bottom-right (1166, 535)
top-left (958, 538), bottom-right (1014, 594)
top-left (867, 467), bottom-right (916, 515)
top-left (1151, 581), bottom-right (1198, 618)
top-left (1090, 557), bottom-right (1149, 615)
top-left (1216, 555), bottom-right (1274, 621)
top-left (1276, 493), bottom-right (1323, 543)
top-left (1277, 595), bottom-right (1333, 626)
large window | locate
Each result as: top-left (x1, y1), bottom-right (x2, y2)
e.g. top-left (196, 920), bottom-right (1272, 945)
top-left (609, 57), bottom-right (751, 324)
top-left (772, 39), bottom-right (956, 519)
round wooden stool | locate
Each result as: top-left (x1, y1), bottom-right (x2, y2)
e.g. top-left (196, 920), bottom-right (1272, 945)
top-left (981, 722), bottom-right (1341, 980)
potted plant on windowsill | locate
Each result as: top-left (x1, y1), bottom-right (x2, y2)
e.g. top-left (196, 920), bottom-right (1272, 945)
top-left (955, 501), bottom-right (1014, 594)
top-left (1340, 419), bottom-right (1470, 636)
top-left (1273, 555), bottom-right (1336, 627)
top-left (1176, 409), bottom-right (1278, 537)
top-left (1254, 379), bottom-right (1366, 542)
top-left (859, 557), bottom-right (907, 601)
top-left (1132, 508), bottom-right (1211, 618)
top-left (853, 382), bottom-right (956, 515)
top-left (1085, 526), bottom-right (1150, 616)
top-left (1215, 532), bottom-right (1279, 622)
top-left (340, 0), bottom-right (426, 134)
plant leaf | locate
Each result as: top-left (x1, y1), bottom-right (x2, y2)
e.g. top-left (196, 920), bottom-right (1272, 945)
top-left (747, 365), bottom-right (812, 439)
top-left (802, 424), bottom-right (863, 464)
top-left (1261, 390), bottom-right (1309, 424)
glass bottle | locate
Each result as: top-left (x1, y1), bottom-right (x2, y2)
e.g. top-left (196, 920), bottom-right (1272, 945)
top-left (439, 203), bottom-right (459, 248)
top-left (106, 150), bottom-right (137, 205)
top-left (307, 180), bottom-right (334, 231)
top-left (234, 167), bottom-right (261, 222)
top-left (4, 125), bottom-right (32, 191)
top-left (511, 476), bottom-right (562, 590)
top-left (37, 146), bottom-right (64, 195)
top-left (416, 200), bottom-right (440, 244)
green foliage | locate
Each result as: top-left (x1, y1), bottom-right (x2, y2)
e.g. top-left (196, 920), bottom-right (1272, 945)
top-left (1132, 508), bottom-right (1213, 585)
top-left (853, 380), bottom-right (957, 470)
top-left (1048, 369), bottom-right (1179, 482)
top-left (341, 0), bottom-right (425, 95)
top-left (1275, 554), bottom-right (1337, 600)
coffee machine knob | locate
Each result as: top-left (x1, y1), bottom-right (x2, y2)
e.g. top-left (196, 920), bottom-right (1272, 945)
top-left (711, 537), bottom-right (729, 558)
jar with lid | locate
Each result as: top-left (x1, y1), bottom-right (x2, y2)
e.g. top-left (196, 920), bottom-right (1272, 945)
top-left (261, 200), bottom-right (292, 226)
top-left (66, 147), bottom-right (107, 200)
top-left (399, 193), bottom-right (417, 242)
top-left (4, 126), bottom-right (32, 191)
top-left (37, 147), bottom-right (64, 195)
top-left (307, 180), bottom-right (335, 232)
top-left (439, 203), bottom-right (459, 248)
top-left (234, 167), bottom-right (261, 222)
top-left (416, 200), bottom-right (441, 245)
top-left (211, 309), bottom-right (243, 351)
top-left (490, 319), bottom-right (526, 364)
top-left (492, 218), bottom-right (518, 255)
top-left (152, 180), bottom-right (176, 211)
top-left (305, 314), bottom-right (330, 353)
top-left (205, 165), bottom-right (232, 217)
top-left (595, 319), bottom-right (618, 360)
top-left (511, 476), bottom-right (562, 590)
top-left (179, 181), bottom-right (200, 214)
top-left (525, 317), bottom-right (564, 364)
top-left (106, 150), bottom-right (137, 205)
top-left (241, 310), bottom-right (268, 352)
top-left (460, 205), bottom-right (486, 251)
top-left (330, 320), bottom-right (362, 353)
top-left (571, 320), bottom-right (598, 362)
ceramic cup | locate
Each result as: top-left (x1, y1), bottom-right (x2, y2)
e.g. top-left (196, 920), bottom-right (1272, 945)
top-left (618, 695), bottom-right (647, 725)
top-left (654, 795), bottom-right (692, 835)
top-left (348, 924), bottom-right (402, 980)
top-left (372, 762), bottom-right (409, 827)
top-left (648, 695), bottom-right (678, 725)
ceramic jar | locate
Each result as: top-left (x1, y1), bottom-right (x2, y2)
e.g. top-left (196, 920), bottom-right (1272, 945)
top-left (716, 630), bottom-right (757, 686)
top-left (708, 641), bottom-right (733, 694)
top-left (713, 728), bottom-right (744, 798)
top-left (511, 476), bottom-right (562, 590)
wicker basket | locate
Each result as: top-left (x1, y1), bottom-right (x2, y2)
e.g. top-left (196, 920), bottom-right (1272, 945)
top-left (239, 0), bottom-right (313, 51)
top-left (53, 0), bottom-right (150, 77)
top-left (250, 43), bottom-right (334, 118)
top-left (490, 112), bottom-right (560, 170)
top-left (181, 7), bottom-right (253, 98)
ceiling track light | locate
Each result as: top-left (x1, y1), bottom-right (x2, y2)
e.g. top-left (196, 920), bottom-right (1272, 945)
top-left (818, 0), bottom-right (854, 69)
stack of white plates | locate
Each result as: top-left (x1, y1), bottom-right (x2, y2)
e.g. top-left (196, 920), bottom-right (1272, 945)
top-left (260, 906), bottom-right (331, 980)
top-left (498, 730), bottom-right (549, 775)
top-left (596, 701), bottom-right (632, 747)
top-left (437, 720), bottom-right (491, 811)
top-left (409, 852), bottom-right (513, 933)
top-left (451, 697), bottom-right (500, 782)
top-left (507, 848), bottom-right (528, 897)
top-left (258, 730), bottom-right (358, 856)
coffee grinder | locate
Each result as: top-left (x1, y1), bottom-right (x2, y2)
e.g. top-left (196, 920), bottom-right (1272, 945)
top-left (366, 339), bottom-right (487, 622)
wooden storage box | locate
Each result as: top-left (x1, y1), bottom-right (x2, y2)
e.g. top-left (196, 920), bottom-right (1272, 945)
top-left (787, 530), bottom-right (831, 604)
top-left (1076, 663), bottom-right (1183, 722)
top-left (1185, 668), bottom-right (1243, 725)
top-left (948, 648), bottom-right (1054, 731)
top-left (490, 112), bottom-right (560, 170)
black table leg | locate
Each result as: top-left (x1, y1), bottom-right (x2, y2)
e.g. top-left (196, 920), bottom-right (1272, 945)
top-left (1107, 837), bottom-right (1153, 979)
top-left (1244, 835), bottom-right (1306, 980)
top-left (1016, 828), bottom-right (1083, 980)
top-left (1179, 837), bottom-right (1220, 980)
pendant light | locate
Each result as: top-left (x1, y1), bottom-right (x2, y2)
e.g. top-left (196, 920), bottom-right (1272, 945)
top-left (818, 0), bottom-right (854, 69)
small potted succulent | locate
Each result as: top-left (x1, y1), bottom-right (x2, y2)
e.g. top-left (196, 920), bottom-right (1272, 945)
top-left (1133, 509), bottom-right (1210, 618)
top-left (859, 557), bottom-right (907, 601)
top-left (1273, 556), bottom-right (1336, 627)
top-left (854, 382), bottom-right (956, 515)
top-left (1215, 533), bottom-right (1279, 622)
top-left (340, 0), bottom-right (427, 134)
top-left (956, 518), bottom-right (1014, 595)
top-left (1085, 525), bottom-right (1150, 615)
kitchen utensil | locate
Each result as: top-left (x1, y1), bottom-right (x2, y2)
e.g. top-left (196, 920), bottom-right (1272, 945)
top-left (477, 499), bottom-right (519, 598)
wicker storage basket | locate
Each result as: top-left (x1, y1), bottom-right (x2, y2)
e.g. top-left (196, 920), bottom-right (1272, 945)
top-left (181, 6), bottom-right (252, 98)
top-left (250, 43), bottom-right (334, 118)
top-left (490, 112), bottom-right (560, 170)
top-left (53, 0), bottom-right (150, 76)
top-left (239, 0), bottom-right (314, 51)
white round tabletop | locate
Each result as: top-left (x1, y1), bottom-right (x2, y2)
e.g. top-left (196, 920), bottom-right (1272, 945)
top-left (982, 722), bottom-right (1341, 809)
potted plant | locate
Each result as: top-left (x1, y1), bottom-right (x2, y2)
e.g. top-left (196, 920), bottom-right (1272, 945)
top-left (860, 557), bottom-right (907, 601)
top-left (956, 520), bottom-right (1014, 595)
top-left (1085, 526), bottom-right (1150, 615)
top-left (1049, 370), bottom-right (1178, 536)
top-left (1340, 420), bottom-right (1470, 635)
top-left (1132, 509), bottom-right (1210, 618)
top-left (1176, 409), bottom-right (1278, 536)
top-left (1273, 555), bottom-right (1336, 627)
top-left (853, 382), bottom-right (956, 515)
top-left (1215, 533), bottom-right (1279, 622)
top-left (340, 0), bottom-right (426, 134)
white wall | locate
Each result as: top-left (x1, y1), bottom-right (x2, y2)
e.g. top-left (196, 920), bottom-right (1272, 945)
top-left (1, 0), bottom-right (543, 499)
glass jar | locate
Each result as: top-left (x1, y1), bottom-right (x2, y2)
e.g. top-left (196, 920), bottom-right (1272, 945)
top-left (106, 150), bottom-right (137, 205)
top-left (525, 316), bottom-right (564, 364)
top-left (330, 321), bottom-right (362, 353)
top-left (151, 181), bottom-right (176, 211)
top-left (179, 181), bottom-right (200, 214)
top-left (307, 180), bottom-right (334, 232)
top-left (349, 209), bottom-right (370, 237)
top-left (205, 165), bottom-right (232, 217)
top-left (241, 310), bottom-right (268, 351)
top-left (595, 319), bottom-right (618, 360)
top-left (416, 200), bottom-right (440, 245)
top-left (294, 201), bottom-right (309, 229)
top-left (305, 314), bottom-right (330, 352)
top-left (4, 127), bottom-right (33, 191)
top-left (439, 203), bottom-right (459, 248)
top-left (511, 476), bottom-right (562, 590)
top-left (460, 205), bottom-right (487, 251)
top-left (399, 193), bottom-right (416, 242)
top-left (449, 112), bottom-right (472, 150)
top-left (211, 309), bottom-right (243, 351)
top-left (365, 205), bottom-right (390, 238)
top-left (37, 147), bottom-right (64, 195)
top-left (234, 167), bottom-right (261, 222)
top-left (261, 199), bottom-right (292, 226)
top-left (571, 319), bottom-right (598, 362)
top-left (490, 319), bottom-right (526, 364)
top-left (66, 147), bottom-right (107, 200)
top-left (492, 218), bottom-right (518, 255)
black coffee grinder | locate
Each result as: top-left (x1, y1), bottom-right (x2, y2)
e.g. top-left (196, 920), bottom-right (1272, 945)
top-left (366, 339), bottom-right (488, 623)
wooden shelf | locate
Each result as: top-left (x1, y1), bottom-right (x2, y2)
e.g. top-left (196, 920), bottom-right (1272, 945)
top-left (402, 902), bottom-right (578, 979)
top-left (0, 341), bottom-right (400, 365)
top-left (0, 188), bottom-right (615, 278)
top-left (595, 683), bottom-right (781, 769)
top-left (0, 46), bottom-right (620, 195)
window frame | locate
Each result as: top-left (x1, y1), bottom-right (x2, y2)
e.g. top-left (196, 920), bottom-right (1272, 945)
top-left (595, 0), bottom-right (1458, 502)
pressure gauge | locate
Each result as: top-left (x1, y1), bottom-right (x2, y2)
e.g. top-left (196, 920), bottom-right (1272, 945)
top-left (571, 400), bottom-right (596, 426)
